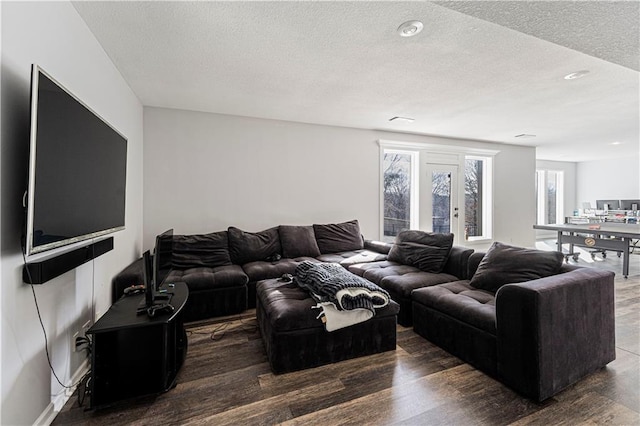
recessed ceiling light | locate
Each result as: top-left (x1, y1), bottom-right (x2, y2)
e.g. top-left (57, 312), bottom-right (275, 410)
top-left (397, 21), bottom-right (424, 37)
top-left (564, 70), bottom-right (590, 80)
top-left (389, 116), bottom-right (415, 123)
top-left (610, 141), bottom-right (623, 145)
top-left (514, 134), bottom-right (536, 138)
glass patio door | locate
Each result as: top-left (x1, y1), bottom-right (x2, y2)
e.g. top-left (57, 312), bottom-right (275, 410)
top-left (422, 164), bottom-right (460, 241)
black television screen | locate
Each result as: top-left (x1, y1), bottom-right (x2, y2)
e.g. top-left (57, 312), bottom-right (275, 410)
top-left (142, 250), bottom-right (154, 308)
top-left (620, 199), bottom-right (640, 210)
top-left (25, 65), bottom-right (127, 256)
top-left (153, 229), bottom-right (174, 290)
top-left (596, 200), bottom-right (620, 210)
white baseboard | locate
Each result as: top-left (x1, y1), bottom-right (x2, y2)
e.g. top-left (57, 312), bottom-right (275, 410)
top-left (33, 359), bottom-right (90, 426)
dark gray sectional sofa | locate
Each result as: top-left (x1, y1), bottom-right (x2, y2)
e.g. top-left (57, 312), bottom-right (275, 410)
top-left (113, 223), bottom-right (470, 323)
top-left (411, 243), bottom-right (616, 401)
top-left (113, 220), bottom-right (397, 321)
top-left (113, 224), bottom-right (615, 401)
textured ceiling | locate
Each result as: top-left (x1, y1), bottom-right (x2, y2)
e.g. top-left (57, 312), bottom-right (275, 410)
top-left (435, 1), bottom-right (639, 71)
top-left (72, 1), bottom-right (640, 162)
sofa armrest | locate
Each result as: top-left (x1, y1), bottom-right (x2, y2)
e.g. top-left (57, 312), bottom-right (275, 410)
top-left (364, 239), bottom-right (392, 255)
top-left (442, 246), bottom-right (474, 279)
top-left (111, 257), bottom-right (145, 303)
top-left (495, 267), bottom-right (615, 401)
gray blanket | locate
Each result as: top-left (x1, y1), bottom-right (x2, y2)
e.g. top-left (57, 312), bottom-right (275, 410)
top-left (294, 261), bottom-right (390, 313)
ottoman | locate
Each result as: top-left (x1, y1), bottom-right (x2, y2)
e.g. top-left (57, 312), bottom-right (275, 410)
top-left (256, 278), bottom-right (400, 374)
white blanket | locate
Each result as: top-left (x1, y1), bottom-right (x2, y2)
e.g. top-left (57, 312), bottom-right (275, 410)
top-left (313, 302), bottom-right (373, 332)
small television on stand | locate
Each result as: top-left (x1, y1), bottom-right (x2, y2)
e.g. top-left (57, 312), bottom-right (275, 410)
top-left (141, 250), bottom-right (154, 309)
top-left (137, 229), bottom-right (175, 317)
top-left (137, 250), bottom-right (156, 313)
top-left (153, 229), bottom-right (174, 301)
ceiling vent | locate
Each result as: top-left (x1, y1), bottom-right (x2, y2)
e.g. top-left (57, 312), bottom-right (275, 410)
top-left (564, 70), bottom-right (590, 80)
top-left (389, 116), bottom-right (415, 123)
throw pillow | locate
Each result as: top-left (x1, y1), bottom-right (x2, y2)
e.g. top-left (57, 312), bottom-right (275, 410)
top-left (313, 220), bottom-right (364, 254)
top-left (228, 226), bottom-right (282, 265)
top-left (387, 230), bottom-right (453, 273)
top-left (279, 225), bottom-right (321, 258)
top-left (469, 242), bottom-right (564, 292)
top-left (172, 231), bottom-right (232, 269)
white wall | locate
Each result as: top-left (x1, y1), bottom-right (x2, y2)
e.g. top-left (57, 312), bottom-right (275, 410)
top-left (144, 107), bottom-right (536, 250)
top-left (1, 2), bottom-right (143, 424)
top-left (492, 146), bottom-right (537, 248)
top-left (576, 156), bottom-right (640, 206)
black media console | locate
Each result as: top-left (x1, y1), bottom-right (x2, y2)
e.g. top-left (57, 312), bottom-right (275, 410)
top-left (87, 282), bottom-right (189, 409)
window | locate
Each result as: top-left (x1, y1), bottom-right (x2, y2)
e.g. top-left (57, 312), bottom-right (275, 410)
top-left (464, 156), bottom-right (492, 240)
top-left (431, 169), bottom-right (453, 234)
top-left (382, 150), bottom-right (417, 242)
top-left (379, 140), bottom-right (497, 244)
top-left (536, 170), bottom-right (564, 225)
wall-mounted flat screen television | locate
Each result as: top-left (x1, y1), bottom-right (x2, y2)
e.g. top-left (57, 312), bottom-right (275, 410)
top-left (25, 65), bottom-right (127, 256)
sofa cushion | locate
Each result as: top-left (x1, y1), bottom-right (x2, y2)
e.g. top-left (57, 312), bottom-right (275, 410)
top-left (348, 260), bottom-right (414, 281)
top-left (348, 260), bottom-right (457, 298)
top-left (381, 270), bottom-right (461, 299)
top-left (278, 225), bottom-right (321, 258)
top-left (315, 249), bottom-right (387, 268)
top-left (172, 232), bottom-right (232, 269)
top-left (388, 230), bottom-right (454, 273)
top-left (257, 280), bottom-right (322, 331)
top-left (313, 220), bottom-right (363, 254)
top-left (166, 264), bottom-right (248, 292)
top-left (412, 280), bottom-right (497, 334)
top-left (228, 226), bottom-right (282, 265)
top-left (469, 242), bottom-right (564, 292)
top-left (243, 257), bottom-right (320, 282)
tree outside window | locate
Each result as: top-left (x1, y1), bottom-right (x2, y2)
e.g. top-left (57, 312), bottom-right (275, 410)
top-left (465, 159), bottom-right (483, 238)
top-left (383, 152), bottom-right (412, 240)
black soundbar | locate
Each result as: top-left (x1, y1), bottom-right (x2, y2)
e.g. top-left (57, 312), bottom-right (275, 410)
top-left (23, 237), bottom-right (114, 284)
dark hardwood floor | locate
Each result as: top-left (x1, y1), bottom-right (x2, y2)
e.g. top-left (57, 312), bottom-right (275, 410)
top-left (54, 253), bottom-right (640, 425)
